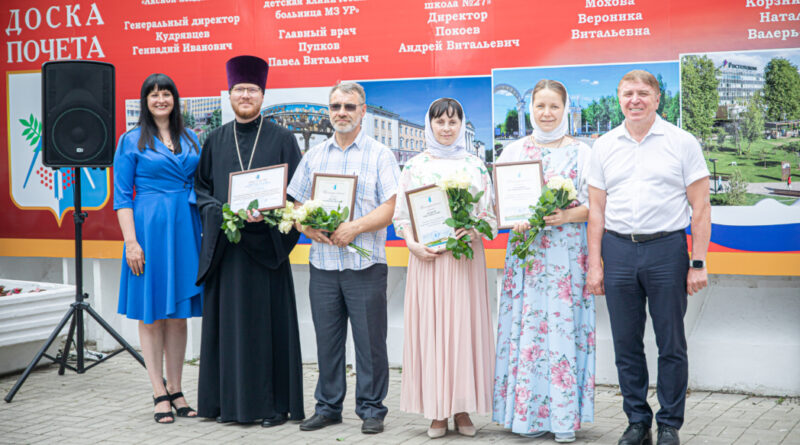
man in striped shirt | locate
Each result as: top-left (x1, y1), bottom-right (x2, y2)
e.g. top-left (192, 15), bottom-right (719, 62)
top-left (287, 82), bottom-right (400, 435)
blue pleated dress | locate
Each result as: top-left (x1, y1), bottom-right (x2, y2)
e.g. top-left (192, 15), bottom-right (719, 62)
top-left (113, 128), bottom-right (203, 324)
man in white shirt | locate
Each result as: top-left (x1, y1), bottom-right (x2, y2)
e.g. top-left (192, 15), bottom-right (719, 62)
top-left (586, 70), bottom-right (711, 445)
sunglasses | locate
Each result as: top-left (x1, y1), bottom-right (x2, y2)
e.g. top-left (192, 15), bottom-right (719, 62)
top-left (329, 103), bottom-right (362, 112)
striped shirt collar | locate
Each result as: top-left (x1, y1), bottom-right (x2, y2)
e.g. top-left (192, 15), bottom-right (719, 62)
top-left (325, 127), bottom-right (366, 152)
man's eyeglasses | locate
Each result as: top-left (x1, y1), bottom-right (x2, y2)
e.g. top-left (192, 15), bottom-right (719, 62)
top-left (329, 103), bottom-right (362, 112)
top-left (231, 86), bottom-right (262, 96)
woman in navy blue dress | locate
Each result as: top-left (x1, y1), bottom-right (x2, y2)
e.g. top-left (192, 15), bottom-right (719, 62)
top-left (114, 73), bottom-right (203, 424)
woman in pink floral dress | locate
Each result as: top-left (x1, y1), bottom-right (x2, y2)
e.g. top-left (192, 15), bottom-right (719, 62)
top-left (393, 98), bottom-right (497, 439)
top-left (492, 80), bottom-right (595, 443)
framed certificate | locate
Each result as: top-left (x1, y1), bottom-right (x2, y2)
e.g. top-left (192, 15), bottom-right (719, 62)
top-left (405, 184), bottom-right (455, 250)
top-left (311, 173), bottom-right (358, 221)
top-left (493, 160), bottom-right (545, 229)
top-left (227, 164), bottom-right (288, 212)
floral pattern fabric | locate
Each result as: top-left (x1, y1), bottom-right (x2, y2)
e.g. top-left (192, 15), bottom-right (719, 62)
top-left (492, 137), bottom-right (595, 434)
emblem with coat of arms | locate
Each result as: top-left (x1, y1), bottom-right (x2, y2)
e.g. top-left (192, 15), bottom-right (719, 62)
top-left (8, 72), bottom-right (109, 226)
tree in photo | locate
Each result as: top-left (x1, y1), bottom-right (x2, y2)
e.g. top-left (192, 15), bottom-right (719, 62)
top-left (681, 55), bottom-right (719, 149)
top-left (727, 168), bottom-right (748, 206)
top-left (501, 108), bottom-right (532, 137)
top-left (581, 95), bottom-right (623, 133)
top-left (738, 92), bottom-right (766, 157)
top-left (662, 90), bottom-right (681, 125)
top-left (208, 108), bottom-right (222, 129)
top-left (182, 109), bottom-right (196, 129)
top-left (763, 57), bottom-right (800, 121)
top-left (656, 73), bottom-right (668, 116)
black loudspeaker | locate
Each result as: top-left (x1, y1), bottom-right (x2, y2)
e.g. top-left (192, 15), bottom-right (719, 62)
top-left (42, 60), bottom-right (115, 167)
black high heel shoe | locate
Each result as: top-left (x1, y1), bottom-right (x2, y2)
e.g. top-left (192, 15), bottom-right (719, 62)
top-left (167, 391), bottom-right (197, 417)
top-left (153, 395), bottom-right (175, 424)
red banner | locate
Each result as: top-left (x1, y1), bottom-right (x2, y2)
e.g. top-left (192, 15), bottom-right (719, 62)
top-left (2, 1), bottom-right (799, 274)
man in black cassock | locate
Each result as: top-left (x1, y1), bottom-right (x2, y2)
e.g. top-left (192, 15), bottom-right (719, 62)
top-left (194, 55), bottom-right (304, 426)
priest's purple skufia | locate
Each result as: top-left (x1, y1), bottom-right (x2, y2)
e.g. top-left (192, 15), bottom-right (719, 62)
top-left (225, 55), bottom-right (268, 89)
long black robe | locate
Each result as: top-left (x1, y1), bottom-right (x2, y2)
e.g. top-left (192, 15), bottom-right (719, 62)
top-left (194, 117), bottom-right (304, 423)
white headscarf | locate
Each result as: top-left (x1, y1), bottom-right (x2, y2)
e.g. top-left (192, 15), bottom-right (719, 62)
top-left (424, 98), bottom-right (468, 159)
top-left (529, 85), bottom-right (570, 143)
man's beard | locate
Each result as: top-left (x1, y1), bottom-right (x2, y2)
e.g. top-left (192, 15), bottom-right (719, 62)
top-left (331, 115), bottom-right (361, 134)
top-left (232, 101), bottom-right (261, 120)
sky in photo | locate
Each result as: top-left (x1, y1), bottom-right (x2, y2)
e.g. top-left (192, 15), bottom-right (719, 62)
top-left (360, 76), bottom-right (493, 145)
top-left (492, 61), bottom-right (680, 125)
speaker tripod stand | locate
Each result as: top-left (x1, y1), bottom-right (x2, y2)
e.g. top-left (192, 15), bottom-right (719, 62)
top-left (5, 167), bottom-right (145, 403)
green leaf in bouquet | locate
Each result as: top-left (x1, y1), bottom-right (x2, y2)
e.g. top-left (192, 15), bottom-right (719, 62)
top-left (223, 230), bottom-right (234, 243)
top-left (464, 247), bottom-right (474, 260)
top-left (472, 190), bottom-right (484, 203)
top-left (476, 220), bottom-right (494, 240)
top-left (227, 220), bottom-right (237, 231)
top-left (237, 209), bottom-right (248, 219)
top-left (340, 206), bottom-right (349, 221)
top-left (247, 199), bottom-right (259, 210)
top-left (444, 217), bottom-right (457, 227)
top-left (232, 230), bottom-right (241, 243)
top-left (458, 238), bottom-right (472, 259)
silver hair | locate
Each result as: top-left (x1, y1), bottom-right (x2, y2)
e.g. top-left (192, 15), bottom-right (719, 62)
top-left (329, 82), bottom-right (366, 103)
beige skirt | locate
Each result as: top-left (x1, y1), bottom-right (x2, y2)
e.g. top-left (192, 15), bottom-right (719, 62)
top-left (400, 239), bottom-right (495, 420)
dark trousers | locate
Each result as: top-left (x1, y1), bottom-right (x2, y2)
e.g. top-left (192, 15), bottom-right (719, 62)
top-left (602, 231), bottom-right (689, 429)
top-left (309, 263), bottom-right (389, 420)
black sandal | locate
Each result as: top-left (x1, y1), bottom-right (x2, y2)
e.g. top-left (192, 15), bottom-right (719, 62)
top-left (167, 391), bottom-right (197, 417)
top-left (153, 395), bottom-right (175, 424)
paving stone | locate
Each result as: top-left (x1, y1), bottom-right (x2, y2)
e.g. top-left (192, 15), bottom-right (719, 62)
top-left (685, 434), bottom-right (738, 444)
top-left (0, 357), bottom-right (798, 444)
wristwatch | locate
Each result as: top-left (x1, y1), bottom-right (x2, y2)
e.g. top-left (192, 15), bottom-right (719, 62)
top-left (690, 259), bottom-right (706, 269)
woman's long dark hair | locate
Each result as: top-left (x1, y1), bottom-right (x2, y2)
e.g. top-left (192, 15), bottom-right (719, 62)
top-left (136, 73), bottom-right (198, 154)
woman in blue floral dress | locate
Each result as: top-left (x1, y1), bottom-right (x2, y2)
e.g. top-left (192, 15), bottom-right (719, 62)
top-left (492, 80), bottom-right (595, 443)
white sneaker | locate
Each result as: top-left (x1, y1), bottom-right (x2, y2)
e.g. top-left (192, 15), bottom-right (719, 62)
top-left (554, 432), bottom-right (576, 443)
top-left (519, 430), bottom-right (547, 438)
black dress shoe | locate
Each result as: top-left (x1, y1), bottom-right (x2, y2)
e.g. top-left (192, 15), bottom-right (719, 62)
top-left (361, 417), bottom-right (384, 434)
top-left (657, 424), bottom-right (680, 445)
top-left (299, 413), bottom-right (342, 431)
top-left (262, 413), bottom-right (288, 428)
top-left (618, 422), bottom-right (652, 445)
top-left (216, 416), bottom-right (226, 423)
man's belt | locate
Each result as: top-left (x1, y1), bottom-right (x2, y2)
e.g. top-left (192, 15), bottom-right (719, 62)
top-left (605, 229), bottom-right (684, 243)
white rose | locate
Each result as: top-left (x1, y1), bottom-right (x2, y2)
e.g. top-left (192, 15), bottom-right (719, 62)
top-left (546, 176), bottom-right (562, 190)
top-left (455, 171), bottom-right (472, 189)
top-left (278, 220), bottom-right (294, 234)
top-left (568, 189), bottom-right (578, 201)
top-left (303, 199), bottom-right (321, 211)
top-left (292, 206), bottom-right (307, 222)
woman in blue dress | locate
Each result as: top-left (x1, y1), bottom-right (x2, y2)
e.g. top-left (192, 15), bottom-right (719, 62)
top-left (492, 80), bottom-right (595, 443)
top-left (114, 73), bottom-right (203, 424)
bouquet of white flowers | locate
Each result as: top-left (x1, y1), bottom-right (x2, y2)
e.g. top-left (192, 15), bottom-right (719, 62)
top-left (295, 199), bottom-right (371, 259)
top-left (221, 200), bottom-right (295, 244)
top-left (510, 175), bottom-right (578, 268)
top-left (438, 171), bottom-right (494, 260)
